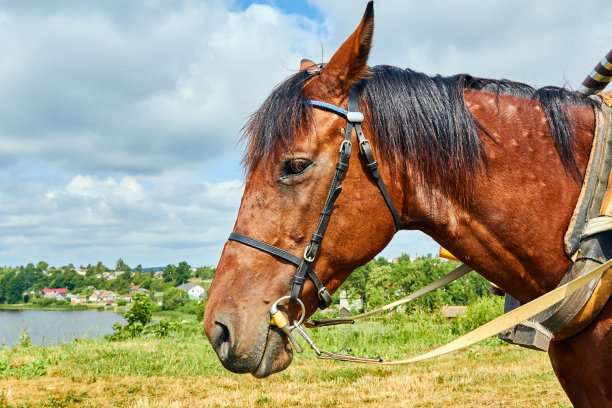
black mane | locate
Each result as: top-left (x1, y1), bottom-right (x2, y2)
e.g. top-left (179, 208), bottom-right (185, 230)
top-left (242, 65), bottom-right (599, 195)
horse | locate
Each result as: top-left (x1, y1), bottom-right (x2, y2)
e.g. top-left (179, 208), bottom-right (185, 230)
top-left (203, 3), bottom-right (611, 406)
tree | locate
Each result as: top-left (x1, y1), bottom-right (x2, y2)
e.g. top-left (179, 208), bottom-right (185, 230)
top-left (36, 261), bottom-right (49, 271)
top-left (115, 258), bottom-right (130, 272)
top-left (163, 264), bottom-right (175, 282)
top-left (174, 261), bottom-right (191, 285)
top-left (6, 274), bottom-right (26, 304)
top-left (196, 266), bottom-right (215, 280)
top-left (162, 287), bottom-right (189, 310)
top-left (124, 293), bottom-right (152, 327)
top-left (94, 261), bottom-right (106, 276)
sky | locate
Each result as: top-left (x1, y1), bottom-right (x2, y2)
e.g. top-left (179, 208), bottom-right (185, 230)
top-left (0, 0), bottom-right (611, 268)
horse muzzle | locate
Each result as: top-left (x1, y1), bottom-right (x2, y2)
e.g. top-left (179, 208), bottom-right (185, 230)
top-left (204, 306), bottom-right (295, 377)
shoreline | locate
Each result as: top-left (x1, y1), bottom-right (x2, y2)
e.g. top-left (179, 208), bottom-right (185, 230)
top-left (0, 304), bottom-right (126, 312)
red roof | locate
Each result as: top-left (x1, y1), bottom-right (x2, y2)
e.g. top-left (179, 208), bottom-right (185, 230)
top-left (41, 288), bottom-right (67, 295)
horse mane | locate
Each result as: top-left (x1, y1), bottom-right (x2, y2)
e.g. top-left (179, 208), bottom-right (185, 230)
top-left (242, 65), bottom-right (600, 199)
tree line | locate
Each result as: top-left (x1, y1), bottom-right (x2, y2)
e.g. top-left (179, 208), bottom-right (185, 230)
top-left (334, 255), bottom-right (493, 311)
top-left (0, 259), bottom-right (215, 304)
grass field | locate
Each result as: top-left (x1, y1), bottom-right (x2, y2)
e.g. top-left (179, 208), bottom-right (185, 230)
top-left (0, 308), bottom-right (572, 408)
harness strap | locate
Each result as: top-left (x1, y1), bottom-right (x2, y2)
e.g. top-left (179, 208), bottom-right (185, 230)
top-left (305, 263), bottom-right (473, 328)
top-left (291, 259), bottom-right (612, 365)
top-left (347, 90), bottom-right (402, 231)
top-left (228, 233), bottom-right (332, 309)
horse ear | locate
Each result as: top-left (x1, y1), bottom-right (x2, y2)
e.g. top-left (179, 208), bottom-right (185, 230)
top-left (300, 59), bottom-right (317, 71)
top-left (316, 1), bottom-right (374, 97)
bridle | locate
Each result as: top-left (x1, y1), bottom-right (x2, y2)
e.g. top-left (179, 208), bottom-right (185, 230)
top-left (227, 88), bottom-right (401, 310)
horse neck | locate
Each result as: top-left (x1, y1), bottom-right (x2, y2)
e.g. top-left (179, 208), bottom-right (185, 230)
top-left (402, 90), bottom-right (596, 303)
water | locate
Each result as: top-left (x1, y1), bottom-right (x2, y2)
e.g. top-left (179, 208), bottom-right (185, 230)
top-left (0, 309), bottom-right (125, 347)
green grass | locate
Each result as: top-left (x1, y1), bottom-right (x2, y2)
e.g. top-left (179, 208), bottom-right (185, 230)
top-left (0, 307), bottom-right (572, 407)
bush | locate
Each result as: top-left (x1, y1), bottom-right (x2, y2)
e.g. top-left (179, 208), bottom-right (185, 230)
top-left (117, 299), bottom-right (127, 306)
top-left (124, 293), bottom-right (152, 327)
top-left (162, 288), bottom-right (189, 311)
top-left (451, 296), bottom-right (504, 335)
top-left (195, 301), bottom-right (206, 322)
top-left (178, 300), bottom-right (198, 315)
top-left (34, 298), bottom-right (56, 307)
top-left (106, 293), bottom-right (152, 341)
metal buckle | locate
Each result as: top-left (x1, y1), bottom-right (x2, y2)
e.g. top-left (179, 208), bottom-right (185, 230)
top-left (304, 245), bottom-right (316, 262)
top-left (359, 139), bottom-right (370, 155)
top-left (339, 140), bottom-right (352, 153)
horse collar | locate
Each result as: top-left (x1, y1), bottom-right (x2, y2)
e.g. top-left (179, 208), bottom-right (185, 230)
top-left (228, 89), bottom-right (401, 310)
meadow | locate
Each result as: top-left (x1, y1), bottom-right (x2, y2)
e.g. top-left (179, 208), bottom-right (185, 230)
top-left (0, 305), bottom-right (572, 408)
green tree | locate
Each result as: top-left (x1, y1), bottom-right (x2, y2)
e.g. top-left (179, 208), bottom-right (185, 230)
top-left (115, 258), bottom-right (130, 272)
top-left (195, 266), bottom-right (215, 280)
top-left (94, 261), bottom-right (106, 276)
top-left (162, 287), bottom-right (189, 310)
top-left (174, 261), bottom-right (191, 285)
top-left (36, 261), bottom-right (49, 271)
top-left (124, 293), bottom-right (152, 327)
top-left (163, 264), bottom-right (175, 282)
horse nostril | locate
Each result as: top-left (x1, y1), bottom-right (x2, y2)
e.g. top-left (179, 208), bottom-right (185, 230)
top-left (213, 321), bottom-right (231, 361)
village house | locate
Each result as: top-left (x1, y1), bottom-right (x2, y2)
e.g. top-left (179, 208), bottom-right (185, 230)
top-left (442, 305), bottom-right (467, 319)
top-left (338, 290), bottom-right (362, 311)
top-left (41, 288), bottom-right (67, 296)
top-left (177, 284), bottom-right (206, 300)
top-left (89, 290), bottom-right (117, 303)
top-left (66, 294), bottom-right (86, 304)
top-left (44, 292), bottom-right (65, 301)
top-left (76, 268), bottom-right (87, 276)
top-left (129, 285), bottom-right (148, 294)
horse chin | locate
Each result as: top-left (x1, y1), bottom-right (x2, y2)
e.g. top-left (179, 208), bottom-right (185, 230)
top-left (252, 327), bottom-right (294, 378)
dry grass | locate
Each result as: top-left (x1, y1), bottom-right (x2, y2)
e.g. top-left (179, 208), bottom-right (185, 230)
top-left (0, 341), bottom-right (571, 408)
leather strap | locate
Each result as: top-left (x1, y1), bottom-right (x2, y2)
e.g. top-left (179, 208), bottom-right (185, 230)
top-left (348, 90), bottom-right (402, 231)
top-left (228, 233), bottom-right (332, 309)
top-left (306, 263), bottom-right (473, 328)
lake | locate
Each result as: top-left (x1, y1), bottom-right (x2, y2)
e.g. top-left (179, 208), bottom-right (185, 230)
top-left (0, 309), bottom-right (125, 347)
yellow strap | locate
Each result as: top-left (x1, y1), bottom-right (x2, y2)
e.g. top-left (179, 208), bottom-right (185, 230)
top-left (317, 259), bottom-right (612, 365)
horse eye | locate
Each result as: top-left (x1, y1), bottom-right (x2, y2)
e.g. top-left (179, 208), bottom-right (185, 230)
top-left (282, 159), bottom-right (312, 177)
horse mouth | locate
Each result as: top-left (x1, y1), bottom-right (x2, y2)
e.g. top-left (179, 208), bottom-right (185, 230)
top-left (252, 326), bottom-right (294, 378)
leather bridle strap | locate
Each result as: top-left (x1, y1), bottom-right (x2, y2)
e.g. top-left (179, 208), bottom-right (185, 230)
top-left (347, 93), bottom-right (401, 231)
top-left (228, 232), bottom-right (329, 305)
top-left (227, 89), bottom-right (401, 310)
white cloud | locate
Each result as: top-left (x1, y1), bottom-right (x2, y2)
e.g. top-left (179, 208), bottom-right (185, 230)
top-left (1, 0), bottom-right (611, 267)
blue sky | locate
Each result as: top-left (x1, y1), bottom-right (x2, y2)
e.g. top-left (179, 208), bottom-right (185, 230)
top-left (0, 0), bottom-right (611, 268)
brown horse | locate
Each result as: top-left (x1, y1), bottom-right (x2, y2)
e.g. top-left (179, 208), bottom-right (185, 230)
top-left (204, 3), bottom-right (611, 406)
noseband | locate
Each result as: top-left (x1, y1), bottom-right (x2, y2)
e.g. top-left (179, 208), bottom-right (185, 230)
top-left (228, 89), bottom-right (401, 309)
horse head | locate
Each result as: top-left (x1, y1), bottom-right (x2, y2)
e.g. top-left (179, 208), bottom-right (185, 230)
top-left (203, 2), bottom-right (400, 377)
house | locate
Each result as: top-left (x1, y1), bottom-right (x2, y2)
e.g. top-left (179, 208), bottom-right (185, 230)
top-left (44, 292), bottom-right (64, 300)
top-left (88, 290), bottom-right (117, 303)
top-left (129, 285), bottom-right (148, 294)
top-left (41, 288), bottom-right (67, 296)
top-left (67, 294), bottom-right (86, 304)
top-left (152, 270), bottom-right (163, 280)
top-left (442, 305), bottom-right (467, 319)
top-left (76, 268), bottom-right (87, 276)
top-left (177, 284), bottom-right (206, 300)
top-left (338, 290), bottom-right (362, 311)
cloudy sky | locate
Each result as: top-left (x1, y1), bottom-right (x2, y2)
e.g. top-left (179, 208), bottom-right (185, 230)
top-left (1, 0), bottom-right (611, 268)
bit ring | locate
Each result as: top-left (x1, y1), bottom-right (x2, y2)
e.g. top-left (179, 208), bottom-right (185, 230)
top-left (269, 295), bottom-right (306, 330)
